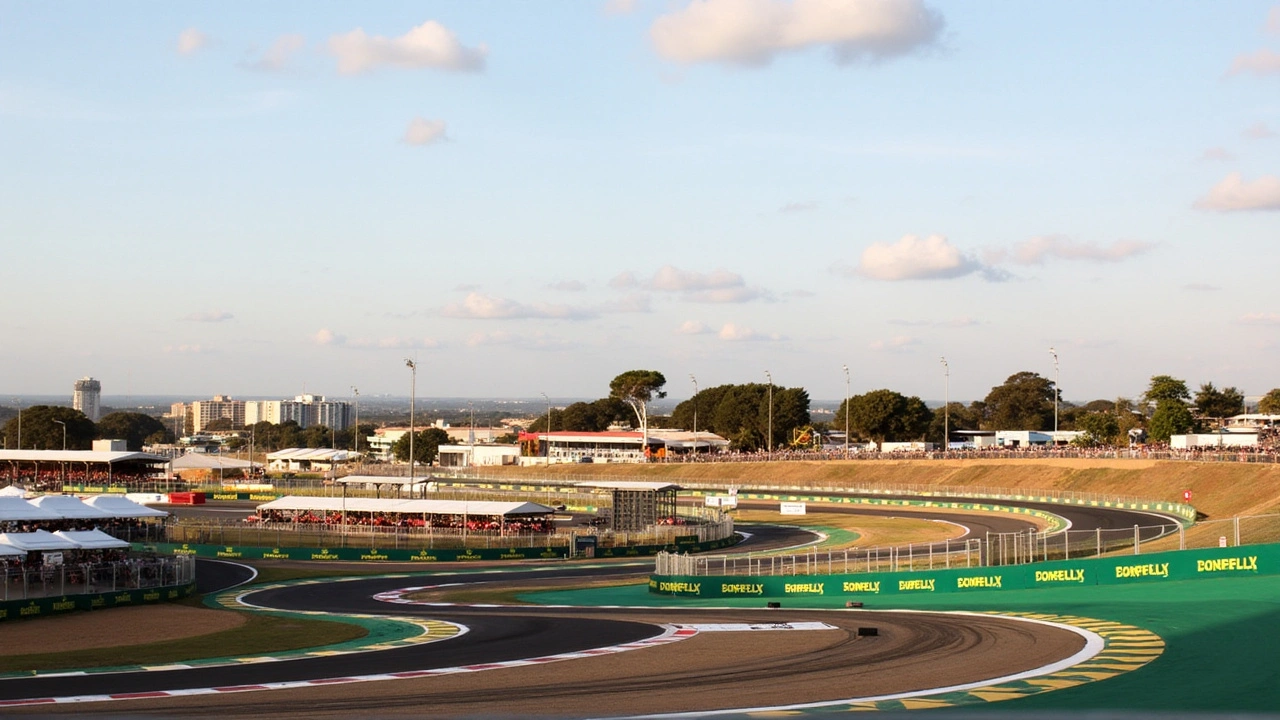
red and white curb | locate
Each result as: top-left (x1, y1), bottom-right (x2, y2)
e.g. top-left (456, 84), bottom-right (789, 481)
top-left (0, 624), bottom-right (696, 708)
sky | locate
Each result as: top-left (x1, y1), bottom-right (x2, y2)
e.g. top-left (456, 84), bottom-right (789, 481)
top-left (2, 1), bottom-right (1278, 405)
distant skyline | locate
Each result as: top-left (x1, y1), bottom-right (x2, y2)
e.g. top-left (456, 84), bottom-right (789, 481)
top-left (3, 2), bottom-right (1278, 403)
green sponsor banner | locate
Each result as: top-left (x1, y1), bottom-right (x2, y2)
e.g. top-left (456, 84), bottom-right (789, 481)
top-left (0, 583), bottom-right (195, 623)
top-left (650, 543), bottom-right (1280, 598)
top-left (61, 485), bottom-right (128, 494)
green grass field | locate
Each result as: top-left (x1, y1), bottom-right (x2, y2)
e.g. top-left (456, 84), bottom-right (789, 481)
top-left (524, 574), bottom-right (1280, 713)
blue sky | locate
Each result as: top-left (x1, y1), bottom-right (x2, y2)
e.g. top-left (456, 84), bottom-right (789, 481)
top-left (2, 1), bottom-right (1278, 404)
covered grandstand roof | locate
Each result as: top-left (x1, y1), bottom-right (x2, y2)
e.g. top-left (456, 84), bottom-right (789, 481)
top-left (0, 495), bottom-right (167, 521)
top-left (574, 480), bottom-right (682, 492)
top-left (257, 495), bottom-right (555, 517)
top-left (0, 450), bottom-right (169, 464)
top-left (171, 454), bottom-right (260, 470)
top-left (266, 448), bottom-right (355, 462)
top-left (335, 475), bottom-right (438, 486)
top-left (52, 529), bottom-right (130, 550)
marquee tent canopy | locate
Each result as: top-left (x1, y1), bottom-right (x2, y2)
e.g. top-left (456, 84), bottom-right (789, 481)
top-left (27, 495), bottom-right (114, 520)
top-left (0, 497), bottom-right (62, 522)
top-left (53, 529), bottom-right (130, 550)
top-left (256, 496), bottom-right (555, 518)
top-left (0, 529), bottom-right (80, 551)
top-left (81, 495), bottom-right (169, 518)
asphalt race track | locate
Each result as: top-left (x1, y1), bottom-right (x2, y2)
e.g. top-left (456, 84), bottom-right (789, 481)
top-left (0, 495), bottom-right (1178, 717)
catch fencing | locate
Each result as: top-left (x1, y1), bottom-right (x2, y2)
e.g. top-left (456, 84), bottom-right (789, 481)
top-left (657, 512), bottom-right (1280, 577)
top-left (0, 555), bottom-right (196, 601)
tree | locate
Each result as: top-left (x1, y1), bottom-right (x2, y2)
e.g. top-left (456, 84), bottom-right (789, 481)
top-left (981, 372), bottom-right (1056, 430)
top-left (769, 387), bottom-right (812, 450)
top-left (392, 427), bottom-right (451, 465)
top-left (1260, 389), bottom-right (1280, 415)
top-left (527, 398), bottom-right (629, 433)
top-left (96, 412), bottom-right (170, 451)
top-left (1144, 375), bottom-right (1191, 406)
top-left (609, 370), bottom-right (667, 453)
top-left (1194, 383), bottom-right (1244, 427)
top-left (1, 405), bottom-right (94, 450)
top-left (1075, 411), bottom-right (1121, 446)
top-left (203, 417), bottom-right (233, 431)
top-left (927, 402), bottom-right (978, 446)
top-left (840, 389), bottom-right (931, 444)
top-left (1149, 401), bottom-right (1195, 442)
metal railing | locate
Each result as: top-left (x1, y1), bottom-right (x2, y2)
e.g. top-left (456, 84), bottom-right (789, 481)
top-left (656, 513), bottom-right (1280, 577)
top-left (1, 555), bottom-right (195, 601)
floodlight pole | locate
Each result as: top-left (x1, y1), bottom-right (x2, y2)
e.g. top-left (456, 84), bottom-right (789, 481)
top-left (406, 359), bottom-right (417, 489)
top-left (764, 370), bottom-right (773, 455)
top-left (941, 356), bottom-right (949, 452)
top-left (690, 374), bottom-right (698, 458)
top-left (842, 365), bottom-right (850, 458)
top-left (351, 386), bottom-right (360, 455)
top-left (1050, 347), bottom-right (1059, 436)
top-left (541, 392), bottom-right (551, 465)
top-left (13, 399), bottom-right (20, 450)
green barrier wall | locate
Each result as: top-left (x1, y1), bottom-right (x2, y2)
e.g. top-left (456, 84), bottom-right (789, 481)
top-left (0, 582), bottom-right (196, 623)
top-left (649, 543), bottom-right (1280, 598)
top-left (134, 534), bottom-right (739, 563)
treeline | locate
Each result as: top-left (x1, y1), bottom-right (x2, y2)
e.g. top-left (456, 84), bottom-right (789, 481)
top-left (2, 407), bottom-right (173, 452)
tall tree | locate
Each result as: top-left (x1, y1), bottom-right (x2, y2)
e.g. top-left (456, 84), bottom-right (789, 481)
top-left (1194, 383), bottom-right (1244, 427)
top-left (609, 370), bottom-right (667, 453)
top-left (842, 389), bottom-right (931, 444)
top-left (1, 406), bottom-right (94, 450)
top-left (981, 372), bottom-right (1056, 430)
top-left (1075, 411), bottom-right (1121, 446)
top-left (392, 427), bottom-right (451, 465)
top-left (1149, 401), bottom-right (1196, 442)
top-left (96, 412), bottom-right (170, 451)
top-left (1259, 388), bottom-right (1280, 415)
top-left (927, 402), bottom-right (978, 446)
top-left (1144, 375), bottom-right (1191, 406)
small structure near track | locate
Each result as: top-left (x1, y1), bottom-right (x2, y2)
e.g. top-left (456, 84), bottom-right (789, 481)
top-left (574, 481), bottom-right (680, 532)
top-left (253, 495), bottom-right (558, 536)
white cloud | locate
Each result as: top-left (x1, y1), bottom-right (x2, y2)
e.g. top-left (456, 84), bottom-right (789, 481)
top-left (549, 280), bottom-right (586, 292)
top-left (327, 21), bottom-right (487, 75)
top-left (1227, 48), bottom-right (1280, 76)
top-left (1245, 122), bottom-right (1276, 139)
top-left (440, 292), bottom-right (594, 320)
top-left (650, 0), bottom-right (944, 67)
top-left (246, 33), bottom-right (306, 72)
top-left (609, 271), bottom-right (639, 289)
top-left (889, 316), bottom-right (979, 328)
top-left (675, 320), bottom-right (712, 335)
top-left (1199, 147), bottom-right (1234, 162)
top-left (1195, 172), bottom-right (1280, 212)
top-left (182, 311), bottom-right (233, 323)
top-left (599, 293), bottom-right (652, 313)
top-left (312, 328), bottom-right (346, 345)
top-left (403, 117), bottom-right (448, 146)
top-left (1010, 235), bottom-right (1155, 265)
top-left (1241, 312), bottom-right (1280, 326)
top-left (869, 335), bottom-right (920, 352)
top-left (851, 234), bottom-right (985, 281)
top-left (718, 323), bottom-right (782, 341)
top-left (177, 28), bottom-right (210, 56)
top-left (629, 264), bottom-right (768, 302)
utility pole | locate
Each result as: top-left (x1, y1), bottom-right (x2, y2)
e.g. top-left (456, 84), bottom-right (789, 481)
top-left (1050, 347), bottom-right (1060, 436)
top-left (940, 356), bottom-right (949, 452)
top-left (690, 374), bottom-right (698, 458)
top-left (842, 365), bottom-right (850, 457)
top-left (764, 370), bottom-right (773, 455)
top-left (351, 386), bottom-right (359, 455)
top-left (540, 392), bottom-right (551, 465)
top-left (406, 358), bottom-right (417, 489)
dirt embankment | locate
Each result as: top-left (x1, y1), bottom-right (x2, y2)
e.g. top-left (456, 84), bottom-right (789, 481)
top-left (482, 459), bottom-right (1280, 520)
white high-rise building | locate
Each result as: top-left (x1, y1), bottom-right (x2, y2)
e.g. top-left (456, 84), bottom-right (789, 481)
top-left (245, 395), bottom-right (349, 430)
top-left (73, 377), bottom-right (102, 421)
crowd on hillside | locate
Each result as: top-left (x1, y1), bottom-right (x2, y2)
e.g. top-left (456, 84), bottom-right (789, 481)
top-left (248, 509), bottom-right (554, 535)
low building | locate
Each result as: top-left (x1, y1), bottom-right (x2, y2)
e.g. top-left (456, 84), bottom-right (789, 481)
top-left (1171, 433), bottom-right (1259, 449)
top-left (436, 444), bottom-right (521, 468)
top-left (266, 448), bottom-right (356, 474)
top-left (518, 429), bottom-right (729, 464)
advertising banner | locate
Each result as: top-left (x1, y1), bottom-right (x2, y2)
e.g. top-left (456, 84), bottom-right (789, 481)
top-left (0, 583), bottom-right (196, 623)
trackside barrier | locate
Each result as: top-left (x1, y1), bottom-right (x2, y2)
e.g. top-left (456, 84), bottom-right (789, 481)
top-left (649, 543), bottom-right (1280, 598)
top-left (134, 534), bottom-right (739, 563)
top-left (0, 582), bottom-right (197, 623)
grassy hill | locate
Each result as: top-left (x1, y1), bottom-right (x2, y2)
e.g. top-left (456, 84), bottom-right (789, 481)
top-left (482, 459), bottom-right (1280, 520)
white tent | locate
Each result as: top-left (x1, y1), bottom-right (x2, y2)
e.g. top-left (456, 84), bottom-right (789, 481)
top-left (0, 485), bottom-right (30, 498)
top-left (0, 529), bottom-right (79, 551)
top-left (257, 495), bottom-right (555, 517)
top-left (28, 495), bottom-right (114, 520)
top-left (82, 495), bottom-right (169, 518)
top-left (53, 529), bottom-right (130, 550)
top-left (0, 542), bottom-right (27, 557)
top-left (0, 497), bottom-right (62, 522)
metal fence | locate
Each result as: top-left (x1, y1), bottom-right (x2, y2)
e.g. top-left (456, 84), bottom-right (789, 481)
top-left (163, 510), bottom-right (734, 551)
top-left (1, 555), bottom-right (196, 601)
top-left (656, 513), bottom-right (1280, 577)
